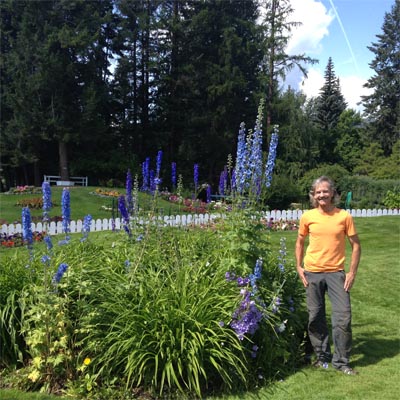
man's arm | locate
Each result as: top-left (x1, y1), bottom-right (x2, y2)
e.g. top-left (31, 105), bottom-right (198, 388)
top-left (344, 234), bottom-right (361, 292)
top-left (295, 234), bottom-right (308, 287)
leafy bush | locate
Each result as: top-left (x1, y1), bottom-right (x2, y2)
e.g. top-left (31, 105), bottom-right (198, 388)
top-left (339, 176), bottom-right (400, 209)
top-left (1, 211), bottom-right (306, 398)
top-left (382, 190), bottom-right (400, 209)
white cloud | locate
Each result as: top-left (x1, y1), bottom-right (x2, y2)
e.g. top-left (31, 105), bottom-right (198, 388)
top-left (299, 69), bottom-right (373, 112)
top-left (284, 1), bottom-right (373, 112)
top-left (286, 0), bottom-right (334, 56)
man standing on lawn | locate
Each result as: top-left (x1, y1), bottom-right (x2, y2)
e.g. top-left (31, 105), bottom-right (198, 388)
top-left (295, 176), bottom-right (361, 375)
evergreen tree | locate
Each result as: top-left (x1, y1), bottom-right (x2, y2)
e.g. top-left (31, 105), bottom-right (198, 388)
top-left (1, 0), bottom-right (113, 186)
top-left (156, 0), bottom-right (263, 186)
top-left (334, 109), bottom-right (363, 173)
top-left (258, 0), bottom-right (317, 134)
top-left (315, 57), bottom-right (347, 163)
top-left (361, 0), bottom-right (400, 156)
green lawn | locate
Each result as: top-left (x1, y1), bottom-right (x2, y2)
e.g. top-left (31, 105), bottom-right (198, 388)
top-left (1, 216), bottom-right (399, 400)
top-left (0, 186), bottom-right (185, 225)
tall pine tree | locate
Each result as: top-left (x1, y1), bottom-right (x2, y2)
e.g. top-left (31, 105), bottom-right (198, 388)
top-left (362, 0), bottom-right (400, 156)
top-left (315, 57), bottom-right (347, 164)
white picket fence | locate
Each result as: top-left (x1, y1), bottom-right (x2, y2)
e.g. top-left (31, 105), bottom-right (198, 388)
top-left (1, 209), bottom-right (398, 236)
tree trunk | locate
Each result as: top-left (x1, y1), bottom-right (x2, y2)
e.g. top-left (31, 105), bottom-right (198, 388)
top-left (58, 141), bottom-right (69, 181)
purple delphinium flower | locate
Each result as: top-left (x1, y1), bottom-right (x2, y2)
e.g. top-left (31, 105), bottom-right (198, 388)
top-left (219, 170), bottom-right (225, 196)
top-left (61, 188), bottom-right (71, 238)
top-left (156, 150), bottom-right (162, 177)
top-left (142, 157), bottom-right (150, 191)
top-left (42, 181), bottom-right (52, 223)
top-left (118, 195), bottom-right (131, 236)
top-left (248, 116), bottom-right (263, 193)
top-left (206, 185), bottom-right (211, 203)
top-left (235, 122), bottom-right (247, 194)
top-left (251, 344), bottom-right (259, 358)
top-left (265, 125), bottom-right (279, 188)
top-left (225, 271), bottom-right (236, 281)
top-left (22, 207), bottom-right (33, 246)
top-left (52, 263), bottom-right (68, 284)
top-left (230, 291), bottom-right (263, 340)
top-left (193, 164), bottom-right (199, 193)
top-left (149, 170), bottom-right (155, 192)
top-left (249, 258), bottom-right (263, 290)
top-left (80, 214), bottom-right (92, 242)
top-left (44, 235), bottom-right (53, 251)
top-left (171, 162), bottom-right (177, 188)
top-left (237, 276), bottom-right (250, 286)
top-left (22, 207), bottom-right (34, 259)
top-left (126, 169), bottom-right (133, 215)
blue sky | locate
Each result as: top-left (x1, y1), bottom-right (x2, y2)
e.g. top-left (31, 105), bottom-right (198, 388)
top-left (283, 0), bottom-right (395, 111)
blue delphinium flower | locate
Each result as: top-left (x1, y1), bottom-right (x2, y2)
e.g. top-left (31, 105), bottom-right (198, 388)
top-left (230, 289), bottom-right (263, 340)
top-left (118, 195), bottom-right (131, 236)
top-left (219, 168), bottom-right (228, 196)
top-left (206, 185), bottom-right (211, 203)
top-left (249, 258), bottom-right (263, 290)
top-left (235, 122), bottom-right (247, 194)
top-left (52, 263), bottom-right (68, 284)
top-left (126, 169), bottom-right (133, 215)
top-left (156, 150), bottom-right (162, 177)
top-left (149, 170), bottom-right (155, 192)
top-left (22, 207), bottom-right (33, 246)
top-left (80, 214), bottom-right (92, 242)
top-left (41, 255), bottom-right (51, 264)
top-left (42, 181), bottom-right (52, 222)
top-left (265, 125), bottom-right (279, 188)
top-left (171, 162), bottom-right (177, 188)
top-left (248, 114), bottom-right (263, 193)
top-left (61, 188), bottom-right (71, 238)
top-left (194, 163), bottom-right (199, 193)
top-left (141, 157), bottom-right (150, 191)
top-left (44, 235), bottom-right (53, 251)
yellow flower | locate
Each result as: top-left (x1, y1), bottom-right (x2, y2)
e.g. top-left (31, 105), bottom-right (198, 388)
top-left (28, 369), bottom-right (40, 382)
top-left (83, 357), bottom-right (91, 366)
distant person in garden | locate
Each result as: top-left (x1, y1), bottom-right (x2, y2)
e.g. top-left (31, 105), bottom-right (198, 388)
top-left (295, 176), bottom-right (361, 375)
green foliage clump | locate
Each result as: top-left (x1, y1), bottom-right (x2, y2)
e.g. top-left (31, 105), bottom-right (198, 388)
top-left (340, 176), bottom-right (400, 209)
top-left (0, 211), bottom-right (306, 398)
top-left (382, 190), bottom-right (400, 209)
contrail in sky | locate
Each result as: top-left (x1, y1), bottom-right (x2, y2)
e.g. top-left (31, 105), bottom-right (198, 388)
top-left (328, 0), bottom-right (360, 74)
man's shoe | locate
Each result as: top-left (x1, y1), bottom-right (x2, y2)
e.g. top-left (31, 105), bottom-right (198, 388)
top-left (313, 360), bottom-right (329, 369)
top-left (337, 366), bottom-right (358, 375)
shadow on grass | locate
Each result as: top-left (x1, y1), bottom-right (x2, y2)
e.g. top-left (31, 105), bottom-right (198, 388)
top-left (352, 335), bottom-right (400, 367)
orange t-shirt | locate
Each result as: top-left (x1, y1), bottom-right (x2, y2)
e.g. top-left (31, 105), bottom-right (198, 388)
top-left (299, 208), bottom-right (357, 273)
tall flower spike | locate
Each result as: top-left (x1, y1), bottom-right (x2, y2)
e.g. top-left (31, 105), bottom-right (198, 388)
top-left (80, 214), bottom-right (92, 242)
top-left (171, 162), bottom-right (177, 189)
top-left (194, 163), bottom-right (199, 193)
top-left (52, 263), bottom-right (68, 284)
top-left (265, 125), bottom-right (279, 188)
top-left (248, 111), bottom-right (263, 195)
top-left (156, 150), bottom-right (163, 178)
top-left (118, 195), bottom-right (131, 236)
top-left (142, 157), bottom-right (150, 191)
top-left (42, 181), bottom-right (52, 216)
top-left (61, 188), bottom-right (71, 240)
top-left (206, 185), bottom-right (211, 203)
top-left (235, 122), bottom-right (247, 194)
top-left (22, 207), bottom-right (33, 258)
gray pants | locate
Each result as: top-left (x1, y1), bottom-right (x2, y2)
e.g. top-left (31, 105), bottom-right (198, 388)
top-left (304, 270), bottom-right (352, 369)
